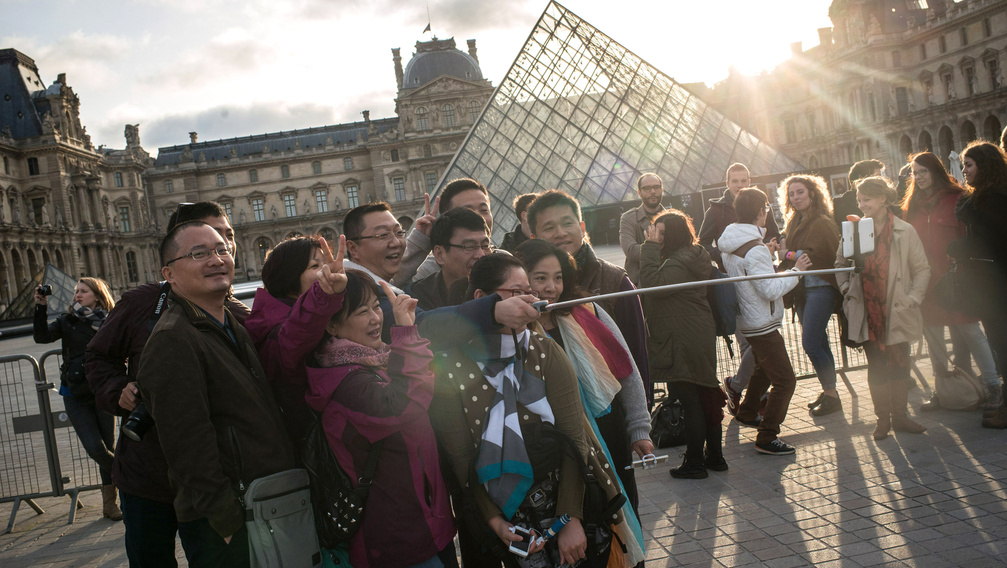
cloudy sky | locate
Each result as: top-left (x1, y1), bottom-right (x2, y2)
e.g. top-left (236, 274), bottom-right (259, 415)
top-left (3, 0), bottom-right (832, 151)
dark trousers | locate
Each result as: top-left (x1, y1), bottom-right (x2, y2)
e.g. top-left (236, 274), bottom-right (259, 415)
top-left (667, 382), bottom-right (723, 462)
top-left (737, 331), bottom-right (797, 445)
top-left (63, 395), bottom-right (115, 485)
top-left (120, 491), bottom-right (179, 568)
top-left (595, 394), bottom-right (639, 516)
top-left (176, 518), bottom-right (249, 568)
top-left (864, 342), bottom-right (911, 385)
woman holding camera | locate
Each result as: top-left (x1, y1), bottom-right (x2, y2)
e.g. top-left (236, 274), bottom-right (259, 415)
top-left (836, 177), bottom-right (930, 440)
top-left (34, 277), bottom-right (121, 520)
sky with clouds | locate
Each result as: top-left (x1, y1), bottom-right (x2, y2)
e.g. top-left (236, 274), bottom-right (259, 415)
top-left (2, 0), bottom-right (833, 151)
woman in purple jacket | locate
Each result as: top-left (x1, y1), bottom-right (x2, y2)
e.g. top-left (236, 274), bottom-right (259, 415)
top-left (306, 270), bottom-right (455, 568)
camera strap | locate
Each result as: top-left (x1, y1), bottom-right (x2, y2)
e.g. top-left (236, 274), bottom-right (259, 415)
top-left (147, 282), bottom-right (172, 333)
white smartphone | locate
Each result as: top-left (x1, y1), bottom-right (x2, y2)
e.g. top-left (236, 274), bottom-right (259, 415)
top-left (508, 525), bottom-right (532, 557)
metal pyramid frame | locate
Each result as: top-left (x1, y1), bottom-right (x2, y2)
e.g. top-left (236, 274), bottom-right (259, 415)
top-left (436, 0), bottom-right (802, 242)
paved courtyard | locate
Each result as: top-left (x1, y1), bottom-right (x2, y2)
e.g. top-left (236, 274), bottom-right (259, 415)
top-left (3, 246), bottom-right (1006, 567)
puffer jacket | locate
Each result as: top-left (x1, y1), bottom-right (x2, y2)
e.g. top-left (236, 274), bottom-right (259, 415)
top-left (718, 223), bottom-right (801, 337)
top-left (835, 216), bottom-right (931, 345)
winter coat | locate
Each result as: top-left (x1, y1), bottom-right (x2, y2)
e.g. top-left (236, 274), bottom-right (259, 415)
top-left (699, 188), bottom-right (781, 269)
top-left (244, 281), bottom-right (343, 441)
top-left (305, 326), bottom-right (454, 568)
top-left (835, 216), bottom-right (931, 345)
top-left (500, 222), bottom-right (530, 253)
top-left (904, 188), bottom-right (975, 326)
top-left (955, 189), bottom-right (1007, 314)
top-left (620, 203), bottom-right (666, 285)
top-left (639, 242), bottom-right (718, 387)
top-left (34, 305), bottom-right (98, 397)
top-left (718, 223), bottom-right (801, 337)
top-left (85, 282), bottom-right (250, 504)
top-left (138, 293), bottom-right (295, 538)
top-left (780, 213), bottom-right (840, 288)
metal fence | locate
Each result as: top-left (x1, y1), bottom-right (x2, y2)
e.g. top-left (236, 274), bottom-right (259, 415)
top-left (1, 349), bottom-right (109, 533)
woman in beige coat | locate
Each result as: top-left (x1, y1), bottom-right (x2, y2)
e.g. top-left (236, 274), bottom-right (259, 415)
top-left (836, 177), bottom-right (931, 440)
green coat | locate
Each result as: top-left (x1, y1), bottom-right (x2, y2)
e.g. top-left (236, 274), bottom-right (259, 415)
top-left (639, 242), bottom-right (718, 388)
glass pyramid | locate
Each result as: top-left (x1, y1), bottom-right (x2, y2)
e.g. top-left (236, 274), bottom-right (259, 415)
top-left (438, 0), bottom-right (802, 242)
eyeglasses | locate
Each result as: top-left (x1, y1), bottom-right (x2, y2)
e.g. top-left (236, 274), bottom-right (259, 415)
top-left (446, 242), bottom-right (494, 253)
top-left (495, 288), bottom-right (538, 298)
top-left (352, 230), bottom-right (406, 243)
top-left (165, 245), bottom-right (232, 265)
top-left (639, 184), bottom-right (663, 192)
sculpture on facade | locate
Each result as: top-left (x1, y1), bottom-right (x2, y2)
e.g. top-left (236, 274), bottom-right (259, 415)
top-left (271, 205), bottom-right (277, 219)
top-left (124, 124), bottom-right (140, 147)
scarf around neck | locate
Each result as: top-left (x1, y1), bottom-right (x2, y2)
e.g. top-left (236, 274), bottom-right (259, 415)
top-left (315, 336), bottom-right (391, 369)
top-left (72, 302), bottom-right (108, 331)
top-left (465, 329), bottom-right (554, 520)
top-left (863, 210), bottom-right (895, 346)
top-left (556, 305), bottom-right (631, 417)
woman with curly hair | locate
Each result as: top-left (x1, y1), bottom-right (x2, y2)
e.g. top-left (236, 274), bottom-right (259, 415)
top-left (777, 174), bottom-right (843, 416)
top-left (955, 141), bottom-right (1007, 428)
top-left (902, 152), bottom-right (999, 411)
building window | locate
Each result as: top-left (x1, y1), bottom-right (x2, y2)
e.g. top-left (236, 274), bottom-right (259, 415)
top-left (315, 189), bottom-right (328, 213)
top-left (939, 35), bottom-right (946, 54)
top-left (281, 165), bottom-right (290, 179)
top-left (391, 176), bottom-right (406, 202)
top-left (252, 198), bottom-right (265, 222)
top-left (988, 58), bottom-right (1001, 89)
top-left (27, 157), bottom-right (39, 176)
top-left (119, 206), bottom-right (131, 232)
top-left (256, 237), bottom-right (272, 264)
top-left (415, 107), bottom-right (429, 131)
top-left (390, 149), bottom-right (399, 162)
top-left (943, 73), bottom-right (954, 99)
top-left (965, 66), bottom-right (977, 95)
top-left (346, 185), bottom-right (359, 208)
top-left (468, 100), bottom-right (481, 123)
top-left (984, 18), bottom-right (992, 38)
top-left (31, 198), bottom-right (44, 225)
top-left (126, 251), bottom-right (138, 282)
top-left (222, 202), bottom-right (232, 221)
top-left (312, 161), bottom-right (322, 175)
top-left (783, 119), bottom-right (797, 144)
top-left (343, 157), bottom-right (353, 171)
top-left (3, 156), bottom-right (8, 174)
top-left (164, 179), bottom-right (174, 193)
top-left (423, 171), bottom-right (437, 194)
top-left (114, 171), bottom-right (123, 187)
top-left (216, 173), bottom-right (227, 187)
top-left (283, 194), bottom-right (296, 217)
top-left (442, 104), bottom-right (456, 128)
top-left (891, 51), bottom-right (901, 68)
top-left (895, 87), bottom-right (909, 115)
top-left (423, 144), bottom-right (432, 158)
top-left (920, 43), bottom-right (927, 60)
top-left (249, 169), bottom-right (258, 183)
top-left (960, 27), bottom-right (968, 47)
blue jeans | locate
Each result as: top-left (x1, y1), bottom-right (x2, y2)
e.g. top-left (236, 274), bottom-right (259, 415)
top-left (925, 323), bottom-right (999, 386)
top-left (120, 491), bottom-right (179, 568)
top-left (177, 518), bottom-right (248, 568)
top-left (62, 395), bottom-right (115, 485)
top-left (796, 285), bottom-right (839, 391)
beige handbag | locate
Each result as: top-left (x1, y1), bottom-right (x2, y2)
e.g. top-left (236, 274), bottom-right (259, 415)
top-left (936, 367), bottom-right (986, 411)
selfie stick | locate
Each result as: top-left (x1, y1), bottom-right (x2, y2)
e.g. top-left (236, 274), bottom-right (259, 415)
top-left (531, 267), bottom-right (855, 312)
top-left (534, 514), bottom-right (572, 546)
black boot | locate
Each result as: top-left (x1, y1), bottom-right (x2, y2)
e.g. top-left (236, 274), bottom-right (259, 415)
top-left (670, 454), bottom-right (708, 479)
top-left (704, 421), bottom-right (727, 472)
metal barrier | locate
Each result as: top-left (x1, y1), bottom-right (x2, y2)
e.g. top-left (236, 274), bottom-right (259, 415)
top-left (2, 349), bottom-right (110, 533)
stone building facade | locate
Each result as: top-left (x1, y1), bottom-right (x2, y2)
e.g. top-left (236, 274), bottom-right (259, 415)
top-left (692, 0), bottom-right (1007, 185)
top-left (143, 36), bottom-right (494, 282)
top-left (0, 48), bottom-right (157, 307)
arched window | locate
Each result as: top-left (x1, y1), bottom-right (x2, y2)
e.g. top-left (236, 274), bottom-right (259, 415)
top-left (415, 107), bottom-right (429, 131)
top-left (442, 104), bottom-right (456, 128)
top-left (255, 237), bottom-right (273, 264)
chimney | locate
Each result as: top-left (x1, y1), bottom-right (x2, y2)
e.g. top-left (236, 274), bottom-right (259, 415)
top-left (790, 42), bottom-right (803, 57)
top-left (818, 28), bottom-right (833, 50)
top-left (467, 39), bottom-right (479, 62)
top-left (392, 48), bottom-right (404, 90)
top-left (56, 73), bottom-right (67, 86)
top-left (362, 110), bottom-right (370, 124)
top-left (189, 132), bottom-right (198, 144)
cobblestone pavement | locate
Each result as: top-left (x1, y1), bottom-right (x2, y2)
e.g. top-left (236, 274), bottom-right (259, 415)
top-left (3, 246), bottom-right (1006, 567)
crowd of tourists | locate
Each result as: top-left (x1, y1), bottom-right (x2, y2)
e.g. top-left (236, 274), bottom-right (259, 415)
top-left (28, 130), bottom-right (1006, 568)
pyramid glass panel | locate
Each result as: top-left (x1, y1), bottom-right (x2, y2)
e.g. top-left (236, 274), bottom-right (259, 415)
top-left (438, 0), bottom-right (801, 242)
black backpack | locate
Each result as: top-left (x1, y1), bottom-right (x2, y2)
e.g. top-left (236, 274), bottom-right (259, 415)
top-left (650, 397), bottom-right (686, 448)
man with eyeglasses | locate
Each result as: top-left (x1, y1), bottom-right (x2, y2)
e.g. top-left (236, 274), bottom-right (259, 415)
top-left (136, 221), bottom-right (294, 566)
top-left (620, 173), bottom-right (667, 285)
top-left (343, 202), bottom-right (540, 345)
top-left (409, 208), bottom-right (492, 310)
top-left (86, 201), bottom-right (248, 567)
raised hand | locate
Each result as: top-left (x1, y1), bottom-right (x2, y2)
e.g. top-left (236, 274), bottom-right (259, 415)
top-left (494, 295), bottom-right (539, 330)
top-left (795, 252), bottom-right (813, 271)
top-left (380, 281), bottom-right (418, 326)
top-left (644, 224), bottom-right (661, 243)
top-left (413, 193), bottom-right (441, 237)
top-left (317, 235), bottom-right (347, 295)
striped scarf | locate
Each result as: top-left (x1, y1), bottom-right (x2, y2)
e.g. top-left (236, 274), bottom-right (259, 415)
top-left (465, 330), bottom-right (554, 520)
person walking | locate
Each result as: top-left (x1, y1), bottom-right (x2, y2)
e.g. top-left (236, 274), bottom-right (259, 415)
top-left (836, 177), bottom-right (930, 440)
top-left (776, 175), bottom-right (843, 416)
top-left (34, 277), bottom-right (121, 520)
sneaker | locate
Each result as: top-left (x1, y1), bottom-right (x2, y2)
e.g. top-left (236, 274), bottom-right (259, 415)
top-left (736, 415), bottom-right (762, 428)
top-left (669, 455), bottom-right (708, 479)
top-left (755, 438), bottom-right (796, 455)
top-left (984, 384), bottom-right (1003, 412)
top-left (810, 395), bottom-right (843, 417)
top-left (807, 392), bottom-right (825, 409)
top-left (724, 377), bottom-right (742, 416)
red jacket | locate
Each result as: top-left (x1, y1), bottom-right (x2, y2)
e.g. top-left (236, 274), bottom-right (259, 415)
top-left (905, 188), bottom-right (976, 326)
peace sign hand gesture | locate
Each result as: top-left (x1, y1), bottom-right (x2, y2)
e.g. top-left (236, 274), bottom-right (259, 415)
top-left (380, 281), bottom-right (418, 327)
top-left (317, 235), bottom-right (347, 295)
top-left (413, 193), bottom-right (441, 237)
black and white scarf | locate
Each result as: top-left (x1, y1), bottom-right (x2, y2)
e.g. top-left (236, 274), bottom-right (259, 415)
top-left (465, 329), bottom-right (554, 520)
top-left (72, 302), bottom-right (108, 331)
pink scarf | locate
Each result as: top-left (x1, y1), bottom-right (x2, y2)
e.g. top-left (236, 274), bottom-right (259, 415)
top-left (314, 336), bottom-right (391, 369)
top-left (569, 305), bottom-right (634, 380)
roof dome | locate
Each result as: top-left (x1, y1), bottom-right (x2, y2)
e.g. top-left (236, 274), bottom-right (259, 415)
top-left (402, 37), bottom-right (483, 89)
